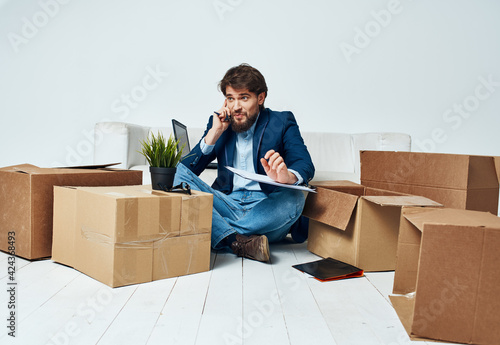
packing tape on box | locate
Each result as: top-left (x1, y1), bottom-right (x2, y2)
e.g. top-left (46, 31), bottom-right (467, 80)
top-left (390, 292), bottom-right (416, 299)
top-left (81, 225), bottom-right (173, 249)
top-left (78, 190), bottom-right (212, 250)
top-left (122, 189), bottom-right (212, 237)
top-left (122, 197), bottom-right (180, 240)
top-left (180, 194), bottom-right (212, 235)
top-left (80, 224), bottom-right (207, 249)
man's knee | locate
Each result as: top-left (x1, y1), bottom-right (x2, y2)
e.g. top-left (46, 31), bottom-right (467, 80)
top-left (174, 163), bottom-right (194, 181)
top-left (282, 189), bottom-right (305, 209)
top-left (269, 189), bottom-right (305, 221)
top-left (176, 162), bottom-right (189, 174)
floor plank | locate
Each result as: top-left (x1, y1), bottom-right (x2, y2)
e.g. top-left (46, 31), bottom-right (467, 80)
top-left (5, 264), bottom-right (143, 345)
top-left (291, 243), bottom-right (408, 345)
top-left (365, 272), bottom-right (396, 303)
top-left (241, 250), bottom-right (289, 345)
top-left (194, 250), bottom-right (244, 345)
top-left (271, 241), bottom-right (338, 345)
top-left (96, 278), bottom-right (177, 345)
top-left (0, 251), bottom-right (32, 280)
top-left (2, 263), bottom-right (80, 327)
top-left (146, 270), bottom-right (212, 345)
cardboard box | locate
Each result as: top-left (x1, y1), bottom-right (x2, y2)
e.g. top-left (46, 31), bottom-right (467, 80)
top-left (302, 181), bottom-right (441, 271)
top-left (390, 207), bottom-right (500, 344)
top-left (0, 164), bottom-right (142, 259)
top-left (360, 151), bottom-right (500, 214)
top-left (52, 185), bottom-right (213, 287)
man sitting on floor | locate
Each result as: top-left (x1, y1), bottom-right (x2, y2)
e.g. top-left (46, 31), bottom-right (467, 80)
top-left (174, 63), bottom-right (314, 262)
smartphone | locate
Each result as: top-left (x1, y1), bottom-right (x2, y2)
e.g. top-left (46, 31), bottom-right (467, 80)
top-left (214, 111), bottom-right (231, 122)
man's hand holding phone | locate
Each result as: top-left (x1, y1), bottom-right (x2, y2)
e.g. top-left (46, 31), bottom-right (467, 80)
top-left (205, 100), bottom-right (231, 145)
top-left (214, 100), bottom-right (231, 127)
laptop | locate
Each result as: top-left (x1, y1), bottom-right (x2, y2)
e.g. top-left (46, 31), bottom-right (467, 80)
top-left (172, 119), bottom-right (217, 169)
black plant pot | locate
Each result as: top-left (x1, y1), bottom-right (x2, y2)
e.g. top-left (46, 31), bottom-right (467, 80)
top-left (150, 166), bottom-right (177, 191)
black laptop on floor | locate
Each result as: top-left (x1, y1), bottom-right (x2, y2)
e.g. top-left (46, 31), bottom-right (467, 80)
top-left (172, 119), bottom-right (217, 169)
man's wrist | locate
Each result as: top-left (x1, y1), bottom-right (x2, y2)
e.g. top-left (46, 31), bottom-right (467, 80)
top-left (288, 169), bottom-right (303, 185)
top-left (200, 138), bottom-right (214, 155)
top-left (205, 127), bottom-right (224, 146)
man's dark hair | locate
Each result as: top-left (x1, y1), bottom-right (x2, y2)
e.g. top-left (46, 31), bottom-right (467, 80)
top-left (219, 63), bottom-right (268, 108)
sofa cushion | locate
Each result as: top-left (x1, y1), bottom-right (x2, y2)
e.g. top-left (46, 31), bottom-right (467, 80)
top-left (94, 122), bottom-right (149, 169)
top-left (311, 171), bottom-right (360, 183)
top-left (302, 132), bottom-right (355, 173)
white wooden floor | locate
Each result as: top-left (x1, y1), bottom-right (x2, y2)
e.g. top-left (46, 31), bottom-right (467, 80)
top-left (0, 238), bottom-right (460, 345)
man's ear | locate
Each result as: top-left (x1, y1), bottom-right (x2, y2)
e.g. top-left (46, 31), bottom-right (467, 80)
top-left (257, 92), bottom-right (266, 105)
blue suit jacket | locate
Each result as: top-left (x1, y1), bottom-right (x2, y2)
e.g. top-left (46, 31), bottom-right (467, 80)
top-left (181, 108), bottom-right (315, 195)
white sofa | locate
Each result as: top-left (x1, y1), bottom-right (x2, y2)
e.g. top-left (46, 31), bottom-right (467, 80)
top-left (93, 122), bottom-right (412, 185)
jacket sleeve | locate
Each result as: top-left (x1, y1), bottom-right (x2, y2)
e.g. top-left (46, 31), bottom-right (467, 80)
top-left (179, 115), bottom-right (217, 176)
top-left (281, 112), bottom-right (315, 184)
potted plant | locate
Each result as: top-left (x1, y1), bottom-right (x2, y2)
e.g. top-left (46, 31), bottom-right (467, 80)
top-left (139, 131), bottom-right (184, 190)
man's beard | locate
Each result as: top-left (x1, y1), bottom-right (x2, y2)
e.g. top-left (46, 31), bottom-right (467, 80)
top-left (230, 111), bottom-right (259, 133)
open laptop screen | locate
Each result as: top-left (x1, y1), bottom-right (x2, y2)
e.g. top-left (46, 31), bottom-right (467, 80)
top-left (172, 119), bottom-right (190, 159)
top-left (172, 119), bottom-right (217, 169)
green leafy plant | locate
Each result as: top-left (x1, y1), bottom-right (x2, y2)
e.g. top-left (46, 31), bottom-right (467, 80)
top-left (139, 132), bottom-right (184, 168)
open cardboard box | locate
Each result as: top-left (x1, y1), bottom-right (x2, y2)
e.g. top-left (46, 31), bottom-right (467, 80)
top-left (360, 151), bottom-right (500, 214)
top-left (302, 181), bottom-right (441, 272)
top-left (52, 185), bottom-right (213, 288)
top-left (390, 207), bottom-right (500, 344)
top-left (0, 164), bottom-right (142, 259)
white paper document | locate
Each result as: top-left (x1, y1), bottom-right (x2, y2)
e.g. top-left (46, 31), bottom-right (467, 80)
top-left (225, 166), bottom-right (316, 193)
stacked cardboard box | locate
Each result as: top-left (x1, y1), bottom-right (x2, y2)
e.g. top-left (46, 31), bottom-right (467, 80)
top-left (52, 185), bottom-right (213, 288)
top-left (302, 181), bottom-right (441, 271)
top-left (360, 151), bottom-right (500, 214)
top-left (390, 207), bottom-right (500, 345)
top-left (0, 164), bottom-right (142, 259)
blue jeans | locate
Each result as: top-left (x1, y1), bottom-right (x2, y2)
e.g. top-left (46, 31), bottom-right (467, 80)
top-left (174, 163), bottom-right (306, 249)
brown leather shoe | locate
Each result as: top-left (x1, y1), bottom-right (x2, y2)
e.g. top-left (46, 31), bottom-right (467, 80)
top-left (231, 234), bottom-right (270, 262)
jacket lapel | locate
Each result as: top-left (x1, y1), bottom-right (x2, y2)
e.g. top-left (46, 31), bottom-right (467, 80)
top-left (253, 108), bottom-right (270, 170)
top-left (224, 130), bottom-right (237, 168)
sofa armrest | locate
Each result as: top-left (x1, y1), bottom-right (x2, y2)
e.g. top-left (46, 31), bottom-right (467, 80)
top-left (94, 122), bottom-right (150, 169)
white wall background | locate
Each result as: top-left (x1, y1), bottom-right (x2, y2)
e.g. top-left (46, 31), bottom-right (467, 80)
top-left (1, 0), bottom-right (499, 168)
